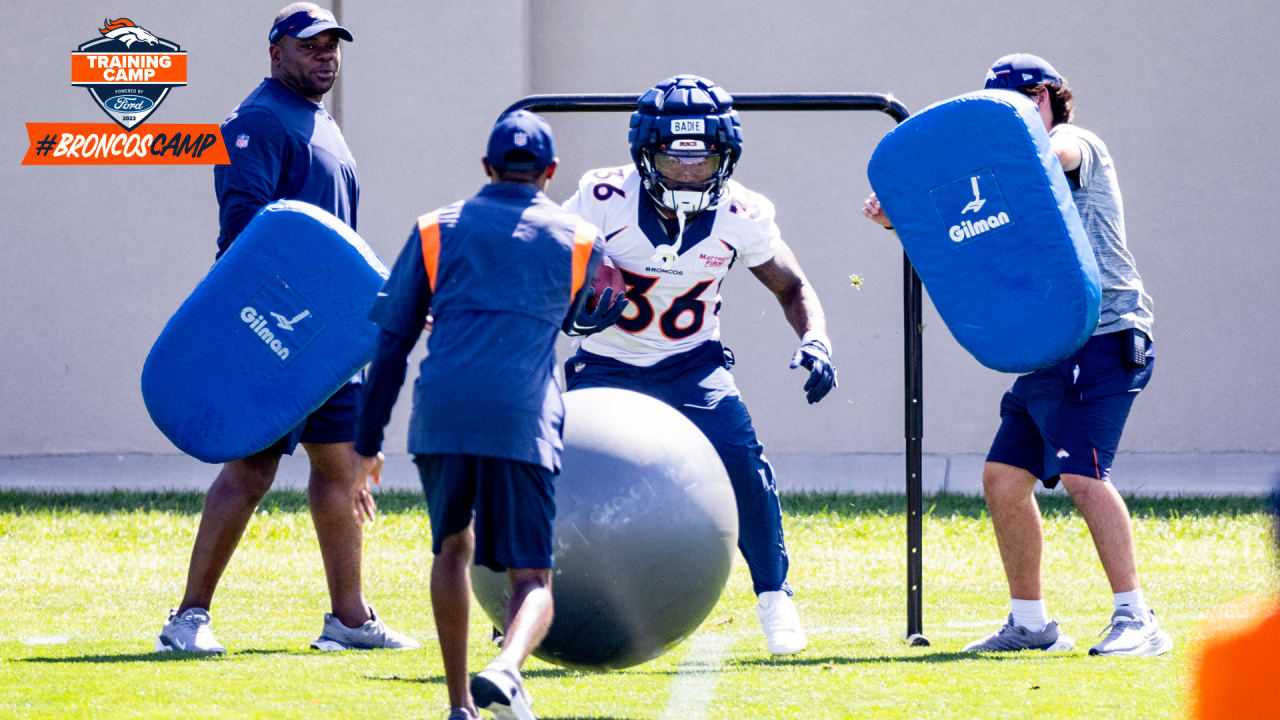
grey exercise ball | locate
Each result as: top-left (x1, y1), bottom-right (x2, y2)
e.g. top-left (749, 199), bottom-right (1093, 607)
top-left (471, 387), bottom-right (737, 671)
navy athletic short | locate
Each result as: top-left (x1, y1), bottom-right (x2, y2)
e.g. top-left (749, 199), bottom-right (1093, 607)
top-left (413, 453), bottom-right (555, 572)
top-left (266, 380), bottom-right (361, 456)
top-left (986, 331), bottom-right (1154, 487)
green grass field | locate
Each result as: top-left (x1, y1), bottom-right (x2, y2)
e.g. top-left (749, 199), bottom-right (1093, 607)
top-left (0, 490), bottom-right (1273, 719)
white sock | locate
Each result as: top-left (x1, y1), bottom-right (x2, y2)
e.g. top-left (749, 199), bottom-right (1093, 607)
top-left (1010, 598), bottom-right (1048, 632)
top-left (1114, 588), bottom-right (1149, 618)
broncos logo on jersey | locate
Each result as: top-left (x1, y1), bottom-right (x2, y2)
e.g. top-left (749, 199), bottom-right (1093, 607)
top-left (99, 18), bottom-right (160, 47)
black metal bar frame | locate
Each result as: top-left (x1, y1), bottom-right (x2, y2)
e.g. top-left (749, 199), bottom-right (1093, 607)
top-left (504, 93), bottom-right (927, 643)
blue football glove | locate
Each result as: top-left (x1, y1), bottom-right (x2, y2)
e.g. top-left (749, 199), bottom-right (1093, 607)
top-left (788, 333), bottom-right (837, 404)
top-left (568, 287), bottom-right (629, 337)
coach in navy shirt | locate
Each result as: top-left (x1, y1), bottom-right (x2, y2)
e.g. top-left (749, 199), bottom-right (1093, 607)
top-left (213, 16), bottom-right (358, 257)
top-left (156, 3), bottom-right (415, 656)
top-left (353, 110), bottom-right (626, 720)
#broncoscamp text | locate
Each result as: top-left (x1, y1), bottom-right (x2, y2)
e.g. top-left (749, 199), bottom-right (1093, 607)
top-left (48, 130), bottom-right (219, 159)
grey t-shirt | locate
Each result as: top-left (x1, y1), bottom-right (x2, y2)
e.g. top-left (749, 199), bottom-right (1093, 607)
top-left (1051, 123), bottom-right (1154, 338)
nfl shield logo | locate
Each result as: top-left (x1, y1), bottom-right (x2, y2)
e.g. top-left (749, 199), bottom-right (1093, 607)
top-left (513, 131), bottom-right (528, 146)
top-left (236, 134), bottom-right (249, 149)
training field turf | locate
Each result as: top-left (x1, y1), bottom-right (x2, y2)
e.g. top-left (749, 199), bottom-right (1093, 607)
top-left (0, 490), bottom-right (1272, 719)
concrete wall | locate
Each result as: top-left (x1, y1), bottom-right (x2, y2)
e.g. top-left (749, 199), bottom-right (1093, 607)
top-left (2, 0), bottom-right (1278, 460)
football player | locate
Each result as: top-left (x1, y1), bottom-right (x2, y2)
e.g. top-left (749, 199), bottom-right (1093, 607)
top-left (562, 74), bottom-right (837, 656)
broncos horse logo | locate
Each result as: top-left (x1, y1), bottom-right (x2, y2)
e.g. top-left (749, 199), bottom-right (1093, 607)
top-left (99, 18), bottom-right (159, 47)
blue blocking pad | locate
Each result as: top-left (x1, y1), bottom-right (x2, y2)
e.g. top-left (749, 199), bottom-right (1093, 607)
top-left (867, 89), bottom-right (1101, 373)
top-left (142, 200), bottom-right (389, 463)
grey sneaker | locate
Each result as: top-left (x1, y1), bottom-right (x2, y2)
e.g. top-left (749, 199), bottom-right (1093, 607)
top-left (1088, 608), bottom-right (1173, 656)
top-left (962, 614), bottom-right (1074, 652)
top-left (155, 607), bottom-right (225, 654)
top-left (310, 607), bottom-right (420, 651)
top-left (471, 662), bottom-right (536, 720)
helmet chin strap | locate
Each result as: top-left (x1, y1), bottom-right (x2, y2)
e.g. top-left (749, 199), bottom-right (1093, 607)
top-left (662, 188), bottom-right (712, 254)
top-left (674, 206), bottom-right (688, 253)
top-left (644, 175), bottom-right (724, 266)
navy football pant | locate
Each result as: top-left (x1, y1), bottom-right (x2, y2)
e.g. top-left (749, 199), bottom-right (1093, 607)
top-left (565, 341), bottom-right (790, 595)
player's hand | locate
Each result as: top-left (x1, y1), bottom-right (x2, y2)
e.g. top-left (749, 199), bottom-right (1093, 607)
top-left (354, 452), bottom-right (384, 522)
top-left (789, 336), bottom-right (838, 404)
top-left (862, 193), bottom-right (893, 230)
top-left (568, 287), bottom-right (629, 337)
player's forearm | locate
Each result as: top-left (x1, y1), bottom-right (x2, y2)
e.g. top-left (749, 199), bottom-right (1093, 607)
top-left (751, 252), bottom-right (828, 341)
top-left (777, 281), bottom-right (828, 342)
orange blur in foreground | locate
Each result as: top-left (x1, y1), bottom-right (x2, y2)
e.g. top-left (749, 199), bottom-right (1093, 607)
top-left (1188, 595), bottom-right (1280, 719)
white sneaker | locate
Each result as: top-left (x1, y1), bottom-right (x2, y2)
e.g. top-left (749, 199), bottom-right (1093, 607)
top-left (155, 607), bottom-right (225, 654)
top-left (310, 606), bottom-right (420, 651)
top-left (1088, 608), bottom-right (1173, 657)
top-left (757, 590), bottom-right (807, 656)
top-left (470, 662), bottom-right (536, 720)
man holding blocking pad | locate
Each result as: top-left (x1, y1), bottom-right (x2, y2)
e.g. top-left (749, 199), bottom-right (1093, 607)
top-left (864, 53), bottom-right (1167, 656)
top-left (155, 3), bottom-right (416, 655)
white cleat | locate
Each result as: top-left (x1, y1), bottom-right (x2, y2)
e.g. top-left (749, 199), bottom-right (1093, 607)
top-left (757, 590), bottom-right (807, 656)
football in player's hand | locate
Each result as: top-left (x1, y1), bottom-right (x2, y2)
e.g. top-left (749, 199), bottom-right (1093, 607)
top-left (588, 257), bottom-right (626, 311)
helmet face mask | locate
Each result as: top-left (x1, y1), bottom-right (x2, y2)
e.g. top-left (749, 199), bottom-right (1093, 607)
top-left (629, 75), bottom-right (742, 216)
top-left (639, 143), bottom-right (730, 215)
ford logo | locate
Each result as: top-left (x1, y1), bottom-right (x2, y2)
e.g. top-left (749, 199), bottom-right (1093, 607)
top-left (105, 95), bottom-right (154, 112)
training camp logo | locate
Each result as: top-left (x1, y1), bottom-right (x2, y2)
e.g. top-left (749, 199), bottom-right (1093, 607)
top-left (22, 19), bottom-right (223, 165)
top-left (928, 168), bottom-right (1014, 245)
top-left (71, 18), bottom-right (187, 130)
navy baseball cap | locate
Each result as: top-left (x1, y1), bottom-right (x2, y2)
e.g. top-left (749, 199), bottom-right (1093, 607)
top-left (486, 110), bottom-right (556, 172)
top-left (984, 53), bottom-right (1063, 89)
top-left (269, 6), bottom-right (353, 43)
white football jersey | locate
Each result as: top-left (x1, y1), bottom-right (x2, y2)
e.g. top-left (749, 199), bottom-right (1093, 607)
top-left (564, 164), bottom-right (782, 366)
